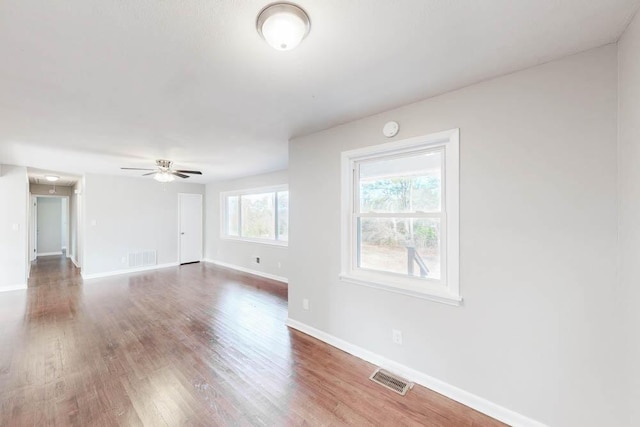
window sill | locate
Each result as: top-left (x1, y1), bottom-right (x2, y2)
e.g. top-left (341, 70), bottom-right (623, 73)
top-left (220, 236), bottom-right (288, 248)
top-left (338, 273), bottom-right (462, 306)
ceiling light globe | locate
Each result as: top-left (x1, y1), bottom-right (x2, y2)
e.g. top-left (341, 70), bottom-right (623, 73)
top-left (45, 175), bottom-right (59, 182)
top-left (257, 3), bottom-right (310, 51)
top-left (154, 172), bottom-right (175, 183)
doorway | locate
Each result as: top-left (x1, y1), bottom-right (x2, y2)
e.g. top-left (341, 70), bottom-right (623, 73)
top-left (33, 196), bottom-right (69, 258)
top-left (178, 193), bottom-right (203, 264)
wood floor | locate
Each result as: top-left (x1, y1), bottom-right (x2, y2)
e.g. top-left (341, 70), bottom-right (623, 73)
top-left (0, 256), bottom-right (504, 426)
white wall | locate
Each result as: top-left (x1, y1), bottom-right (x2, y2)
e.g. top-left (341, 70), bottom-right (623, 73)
top-left (36, 197), bottom-right (62, 255)
top-left (83, 174), bottom-right (205, 276)
top-left (289, 46), bottom-right (621, 426)
top-left (205, 170), bottom-right (288, 281)
top-left (0, 165), bottom-right (29, 291)
top-left (618, 9), bottom-right (640, 425)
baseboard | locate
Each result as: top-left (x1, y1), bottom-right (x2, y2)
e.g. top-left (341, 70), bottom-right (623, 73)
top-left (81, 262), bottom-right (179, 280)
top-left (286, 318), bottom-right (547, 427)
top-left (204, 259), bottom-right (288, 284)
top-left (37, 251), bottom-right (63, 256)
top-left (70, 257), bottom-right (80, 269)
top-left (0, 283), bottom-right (28, 293)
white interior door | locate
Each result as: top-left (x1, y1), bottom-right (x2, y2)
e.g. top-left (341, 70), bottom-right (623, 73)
top-left (179, 193), bottom-right (203, 264)
top-left (37, 197), bottom-right (63, 256)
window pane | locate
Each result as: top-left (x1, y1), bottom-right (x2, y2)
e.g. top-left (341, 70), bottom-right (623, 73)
top-left (359, 150), bottom-right (442, 213)
top-left (241, 193), bottom-right (275, 239)
top-left (277, 191), bottom-right (289, 241)
top-left (227, 196), bottom-right (239, 236)
top-left (358, 217), bottom-right (440, 279)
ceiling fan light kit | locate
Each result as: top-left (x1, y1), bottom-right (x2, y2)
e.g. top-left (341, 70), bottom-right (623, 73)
top-left (154, 171), bottom-right (176, 183)
top-left (121, 159), bottom-right (203, 183)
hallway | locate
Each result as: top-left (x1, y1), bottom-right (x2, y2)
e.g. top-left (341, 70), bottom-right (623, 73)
top-left (29, 254), bottom-right (80, 288)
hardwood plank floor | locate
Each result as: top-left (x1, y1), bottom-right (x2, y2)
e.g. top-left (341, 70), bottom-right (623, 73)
top-left (0, 256), bottom-right (505, 426)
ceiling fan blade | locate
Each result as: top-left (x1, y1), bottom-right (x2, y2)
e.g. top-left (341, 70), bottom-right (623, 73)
top-left (121, 167), bottom-right (155, 171)
top-left (142, 172), bottom-right (157, 176)
top-left (172, 172), bottom-right (190, 179)
top-left (175, 170), bottom-right (203, 175)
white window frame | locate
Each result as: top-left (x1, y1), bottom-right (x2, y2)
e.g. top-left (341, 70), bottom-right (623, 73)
top-left (220, 184), bottom-right (289, 247)
top-left (339, 128), bottom-right (460, 305)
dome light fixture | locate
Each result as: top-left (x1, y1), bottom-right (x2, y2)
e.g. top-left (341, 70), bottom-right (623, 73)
top-left (45, 175), bottom-right (59, 182)
top-left (257, 3), bottom-right (310, 51)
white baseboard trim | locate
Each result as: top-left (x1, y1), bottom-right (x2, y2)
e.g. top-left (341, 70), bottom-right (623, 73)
top-left (286, 318), bottom-right (546, 427)
top-left (37, 251), bottom-right (63, 257)
top-left (0, 283), bottom-right (28, 293)
top-left (81, 262), bottom-right (179, 280)
top-left (204, 259), bottom-right (288, 284)
top-left (70, 257), bottom-right (80, 269)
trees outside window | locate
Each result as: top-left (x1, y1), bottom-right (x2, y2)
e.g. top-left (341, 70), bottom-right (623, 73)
top-left (222, 186), bottom-right (288, 245)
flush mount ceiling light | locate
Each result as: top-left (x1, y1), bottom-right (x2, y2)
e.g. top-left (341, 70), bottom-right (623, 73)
top-left (257, 3), bottom-right (310, 51)
top-left (45, 175), bottom-right (59, 182)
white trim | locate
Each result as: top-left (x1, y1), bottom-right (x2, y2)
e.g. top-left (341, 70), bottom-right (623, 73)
top-left (221, 183), bottom-right (288, 197)
top-left (37, 251), bottom-right (63, 256)
top-left (204, 258), bottom-right (288, 284)
top-left (220, 235), bottom-right (288, 247)
top-left (81, 262), bottom-right (179, 280)
top-left (70, 256), bottom-right (80, 269)
top-left (0, 283), bottom-right (28, 293)
top-left (286, 318), bottom-right (546, 427)
top-left (340, 128), bottom-right (460, 304)
top-left (339, 273), bottom-right (462, 306)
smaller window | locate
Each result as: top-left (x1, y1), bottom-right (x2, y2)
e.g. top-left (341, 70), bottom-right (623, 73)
top-left (222, 186), bottom-right (288, 245)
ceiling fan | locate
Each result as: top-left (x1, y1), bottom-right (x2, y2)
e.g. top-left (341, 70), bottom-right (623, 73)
top-left (121, 159), bottom-right (202, 183)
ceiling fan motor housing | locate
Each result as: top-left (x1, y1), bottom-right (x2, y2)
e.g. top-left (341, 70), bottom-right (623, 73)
top-left (156, 159), bottom-right (173, 169)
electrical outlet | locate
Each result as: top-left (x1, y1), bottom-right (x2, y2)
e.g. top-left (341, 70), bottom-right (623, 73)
top-left (277, 261), bottom-right (281, 269)
top-left (255, 257), bottom-right (260, 264)
top-left (303, 299), bottom-right (309, 310)
top-left (392, 329), bottom-right (403, 345)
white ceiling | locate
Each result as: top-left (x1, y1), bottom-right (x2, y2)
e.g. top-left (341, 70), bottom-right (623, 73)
top-left (1, 0), bottom-right (638, 183)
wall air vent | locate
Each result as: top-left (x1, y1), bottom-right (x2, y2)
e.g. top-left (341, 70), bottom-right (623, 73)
top-left (143, 250), bottom-right (156, 266)
top-left (128, 250), bottom-right (157, 268)
top-left (369, 368), bottom-right (413, 396)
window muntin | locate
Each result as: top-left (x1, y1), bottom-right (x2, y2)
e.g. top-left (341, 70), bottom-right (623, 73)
top-left (341, 129), bottom-right (460, 304)
top-left (222, 186), bottom-right (288, 245)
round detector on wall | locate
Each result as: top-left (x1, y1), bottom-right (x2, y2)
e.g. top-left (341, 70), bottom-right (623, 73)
top-left (383, 121), bottom-right (399, 138)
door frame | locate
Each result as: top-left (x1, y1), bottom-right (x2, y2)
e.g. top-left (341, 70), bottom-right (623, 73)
top-left (177, 193), bottom-right (203, 265)
top-left (33, 194), bottom-right (70, 258)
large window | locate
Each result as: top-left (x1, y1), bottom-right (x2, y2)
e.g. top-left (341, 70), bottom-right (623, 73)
top-left (222, 186), bottom-right (288, 245)
top-left (340, 129), bottom-right (460, 304)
